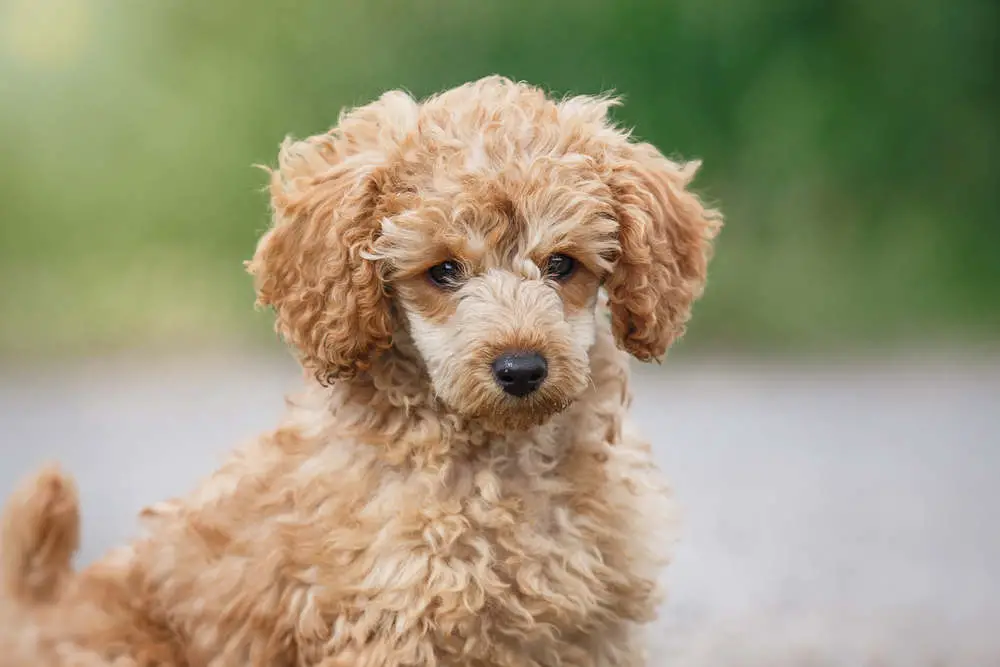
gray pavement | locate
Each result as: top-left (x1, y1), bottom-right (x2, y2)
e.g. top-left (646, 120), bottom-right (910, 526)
top-left (1, 352), bottom-right (998, 666)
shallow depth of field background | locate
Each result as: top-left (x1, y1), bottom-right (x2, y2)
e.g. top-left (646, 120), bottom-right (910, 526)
top-left (2, 0), bottom-right (998, 354)
top-left (1, 1), bottom-right (998, 665)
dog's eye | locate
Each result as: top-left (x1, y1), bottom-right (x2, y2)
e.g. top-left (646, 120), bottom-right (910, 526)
top-left (544, 254), bottom-right (576, 281)
top-left (428, 260), bottom-right (463, 288)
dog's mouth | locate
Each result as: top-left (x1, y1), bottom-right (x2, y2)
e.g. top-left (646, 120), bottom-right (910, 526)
top-left (447, 354), bottom-right (585, 432)
top-left (462, 393), bottom-right (571, 432)
top-left (416, 327), bottom-right (591, 432)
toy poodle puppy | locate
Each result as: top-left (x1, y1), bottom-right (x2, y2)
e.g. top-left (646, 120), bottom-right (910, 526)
top-left (0, 76), bottom-right (721, 666)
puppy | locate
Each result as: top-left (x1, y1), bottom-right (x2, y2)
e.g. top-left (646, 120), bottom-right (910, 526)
top-left (0, 76), bottom-right (721, 667)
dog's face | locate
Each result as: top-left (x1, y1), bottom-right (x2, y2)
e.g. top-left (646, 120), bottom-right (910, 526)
top-left (383, 161), bottom-right (614, 430)
top-left (248, 77), bottom-right (721, 430)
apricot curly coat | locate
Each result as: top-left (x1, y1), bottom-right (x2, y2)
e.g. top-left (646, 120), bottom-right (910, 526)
top-left (0, 76), bottom-right (721, 666)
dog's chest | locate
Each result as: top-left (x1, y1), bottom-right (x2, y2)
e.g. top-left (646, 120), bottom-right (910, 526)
top-left (297, 453), bottom-right (639, 664)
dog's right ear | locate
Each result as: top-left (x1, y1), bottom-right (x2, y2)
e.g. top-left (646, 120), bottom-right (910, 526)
top-left (249, 93), bottom-right (419, 383)
top-left (248, 93), bottom-right (420, 382)
top-left (248, 139), bottom-right (390, 383)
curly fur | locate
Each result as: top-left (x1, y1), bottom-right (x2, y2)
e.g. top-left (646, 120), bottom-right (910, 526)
top-left (0, 76), bottom-right (720, 666)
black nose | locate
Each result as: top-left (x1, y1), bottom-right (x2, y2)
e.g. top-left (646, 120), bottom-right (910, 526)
top-left (491, 351), bottom-right (548, 397)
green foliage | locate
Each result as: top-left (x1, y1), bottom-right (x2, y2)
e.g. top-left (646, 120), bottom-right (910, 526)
top-left (1, 0), bottom-right (996, 356)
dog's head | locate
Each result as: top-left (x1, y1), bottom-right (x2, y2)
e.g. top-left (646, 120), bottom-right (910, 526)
top-left (248, 77), bottom-right (720, 430)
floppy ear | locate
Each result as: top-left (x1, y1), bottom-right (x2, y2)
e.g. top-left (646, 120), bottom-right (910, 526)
top-left (604, 145), bottom-right (722, 361)
top-left (247, 135), bottom-right (392, 383)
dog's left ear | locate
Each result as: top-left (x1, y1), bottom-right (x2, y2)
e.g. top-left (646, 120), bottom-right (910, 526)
top-left (604, 144), bottom-right (722, 361)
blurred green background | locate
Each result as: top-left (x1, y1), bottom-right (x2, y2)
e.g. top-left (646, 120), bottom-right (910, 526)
top-left (1, 0), bottom-right (997, 359)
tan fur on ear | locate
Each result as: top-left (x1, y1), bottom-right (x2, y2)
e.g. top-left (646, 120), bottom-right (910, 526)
top-left (604, 146), bottom-right (722, 361)
top-left (248, 92), bottom-right (418, 382)
top-left (246, 138), bottom-right (385, 380)
top-left (248, 147), bottom-right (389, 383)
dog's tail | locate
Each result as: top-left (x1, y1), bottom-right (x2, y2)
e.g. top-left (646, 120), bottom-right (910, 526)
top-left (0, 465), bottom-right (80, 604)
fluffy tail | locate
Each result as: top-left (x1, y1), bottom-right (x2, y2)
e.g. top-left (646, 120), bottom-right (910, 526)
top-left (1, 465), bottom-right (80, 604)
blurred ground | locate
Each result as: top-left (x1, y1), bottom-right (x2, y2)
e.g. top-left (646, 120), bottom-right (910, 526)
top-left (1, 353), bottom-right (998, 666)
